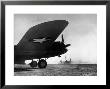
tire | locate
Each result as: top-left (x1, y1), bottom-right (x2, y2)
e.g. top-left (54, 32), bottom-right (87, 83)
top-left (30, 61), bottom-right (37, 68)
top-left (38, 59), bottom-right (47, 68)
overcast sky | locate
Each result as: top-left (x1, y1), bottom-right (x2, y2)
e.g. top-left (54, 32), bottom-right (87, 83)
top-left (14, 14), bottom-right (97, 64)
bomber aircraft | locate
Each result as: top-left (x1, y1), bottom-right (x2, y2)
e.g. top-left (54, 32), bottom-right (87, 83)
top-left (14, 20), bottom-right (70, 68)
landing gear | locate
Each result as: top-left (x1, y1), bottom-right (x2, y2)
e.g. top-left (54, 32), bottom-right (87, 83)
top-left (38, 59), bottom-right (47, 68)
top-left (30, 61), bottom-right (37, 68)
top-left (29, 59), bottom-right (47, 68)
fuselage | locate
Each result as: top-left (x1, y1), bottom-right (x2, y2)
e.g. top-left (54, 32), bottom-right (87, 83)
top-left (14, 41), bottom-right (68, 64)
top-left (15, 41), bottom-right (67, 58)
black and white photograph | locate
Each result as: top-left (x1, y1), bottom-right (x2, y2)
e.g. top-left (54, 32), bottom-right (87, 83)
top-left (1, 0), bottom-right (109, 87)
top-left (14, 14), bottom-right (97, 76)
top-left (3, 4), bottom-right (106, 85)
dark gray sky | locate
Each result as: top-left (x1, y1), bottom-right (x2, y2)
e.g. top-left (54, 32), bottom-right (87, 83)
top-left (14, 14), bottom-right (97, 64)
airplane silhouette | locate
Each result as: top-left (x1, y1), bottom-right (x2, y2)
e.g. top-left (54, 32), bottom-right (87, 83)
top-left (14, 20), bottom-right (70, 68)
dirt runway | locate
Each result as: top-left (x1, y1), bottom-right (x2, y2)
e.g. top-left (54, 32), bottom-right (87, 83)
top-left (14, 64), bottom-right (97, 76)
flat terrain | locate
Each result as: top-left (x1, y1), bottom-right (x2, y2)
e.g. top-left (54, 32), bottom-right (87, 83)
top-left (14, 64), bottom-right (97, 76)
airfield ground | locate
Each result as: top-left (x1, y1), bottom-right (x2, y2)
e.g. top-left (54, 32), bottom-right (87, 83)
top-left (14, 64), bottom-right (97, 76)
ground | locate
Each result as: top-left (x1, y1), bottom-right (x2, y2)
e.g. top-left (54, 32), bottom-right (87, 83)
top-left (14, 64), bottom-right (97, 76)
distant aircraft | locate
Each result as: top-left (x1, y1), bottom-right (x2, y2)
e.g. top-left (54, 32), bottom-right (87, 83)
top-left (14, 20), bottom-right (70, 68)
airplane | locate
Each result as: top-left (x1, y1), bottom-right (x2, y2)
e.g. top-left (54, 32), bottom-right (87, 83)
top-left (14, 20), bottom-right (70, 68)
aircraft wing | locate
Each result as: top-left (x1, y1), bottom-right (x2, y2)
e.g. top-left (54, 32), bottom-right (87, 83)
top-left (17, 20), bottom-right (68, 52)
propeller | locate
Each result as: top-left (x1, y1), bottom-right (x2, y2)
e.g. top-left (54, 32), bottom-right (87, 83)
top-left (61, 34), bottom-right (71, 47)
top-left (62, 34), bottom-right (64, 43)
top-left (65, 44), bottom-right (71, 47)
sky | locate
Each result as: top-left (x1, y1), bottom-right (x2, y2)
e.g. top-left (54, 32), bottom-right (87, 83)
top-left (14, 14), bottom-right (97, 64)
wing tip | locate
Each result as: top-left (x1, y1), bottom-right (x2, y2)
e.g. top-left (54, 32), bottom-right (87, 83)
top-left (53, 20), bottom-right (69, 27)
top-left (54, 20), bottom-right (69, 24)
top-left (58, 20), bottom-right (69, 26)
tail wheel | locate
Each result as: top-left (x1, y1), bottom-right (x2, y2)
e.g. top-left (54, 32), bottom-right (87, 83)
top-left (30, 61), bottom-right (37, 68)
top-left (38, 59), bottom-right (47, 68)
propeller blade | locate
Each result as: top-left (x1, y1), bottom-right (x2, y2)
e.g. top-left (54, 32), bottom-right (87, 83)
top-left (62, 34), bottom-right (64, 43)
top-left (65, 44), bottom-right (71, 47)
top-left (61, 34), bottom-right (71, 47)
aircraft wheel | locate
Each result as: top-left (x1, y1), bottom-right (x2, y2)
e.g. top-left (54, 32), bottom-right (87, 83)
top-left (30, 61), bottom-right (37, 68)
top-left (38, 59), bottom-right (47, 68)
